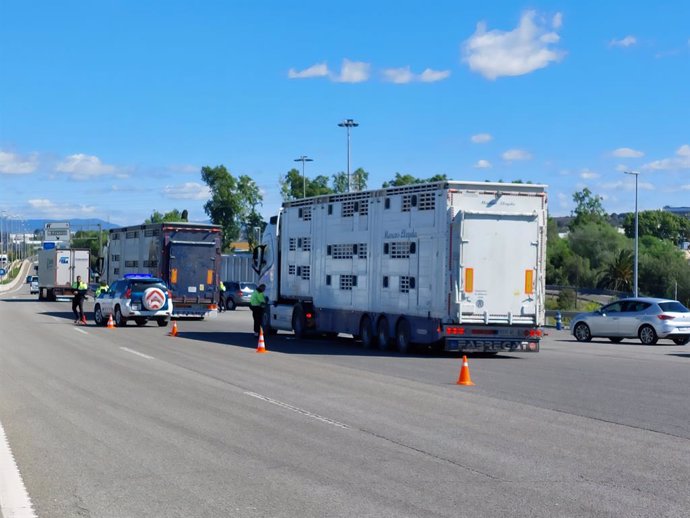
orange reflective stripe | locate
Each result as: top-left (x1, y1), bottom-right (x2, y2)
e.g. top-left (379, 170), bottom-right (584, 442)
top-left (464, 268), bottom-right (474, 293)
top-left (171, 268), bottom-right (178, 284)
top-left (525, 269), bottom-right (534, 294)
top-left (207, 269), bottom-right (213, 285)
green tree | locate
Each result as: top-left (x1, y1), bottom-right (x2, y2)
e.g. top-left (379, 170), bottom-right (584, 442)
top-left (280, 168), bottom-right (334, 200)
top-left (72, 229), bottom-right (109, 273)
top-left (332, 168), bottom-right (370, 192)
top-left (597, 249), bottom-right (633, 292)
top-left (638, 236), bottom-right (690, 302)
top-left (144, 209), bottom-right (187, 224)
top-left (570, 188), bottom-right (607, 229)
top-left (244, 210), bottom-right (265, 251)
top-left (623, 210), bottom-right (690, 244)
top-left (201, 165), bottom-right (263, 250)
top-left (546, 218), bottom-right (573, 285)
top-left (568, 221), bottom-right (627, 272)
top-left (381, 173), bottom-right (447, 188)
top-left (332, 171), bottom-right (349, 193)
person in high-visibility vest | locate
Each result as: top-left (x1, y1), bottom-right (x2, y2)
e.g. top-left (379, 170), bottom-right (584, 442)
top-left (249, 284), bottom-right (267, 336)
top-left (95, 280), bottom-right (109, 297)
top-left (71, 275), bottom-right (88, 324)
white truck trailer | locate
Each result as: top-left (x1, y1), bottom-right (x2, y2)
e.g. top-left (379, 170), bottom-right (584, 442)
top-left (37, 248), bottom-right (91, 301)
top-left (252, 181), bottom-right (547, 354)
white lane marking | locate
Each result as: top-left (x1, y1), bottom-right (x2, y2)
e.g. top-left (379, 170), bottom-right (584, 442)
top-left (120, 347), bottom-right (155, 360)
top-left (244, 391), bottom-right (350, 429)
top-left (73, 327), bottom-right (88, 335)
top-left (0, 420), bottom-right (37, 518)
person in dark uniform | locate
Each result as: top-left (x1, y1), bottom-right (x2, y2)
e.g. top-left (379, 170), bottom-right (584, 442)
top-left (71, 275), bottom-right (88, 324)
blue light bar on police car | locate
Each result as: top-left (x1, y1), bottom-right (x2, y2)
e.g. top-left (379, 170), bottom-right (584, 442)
top-left (123, 274), bottom-right (153, 279)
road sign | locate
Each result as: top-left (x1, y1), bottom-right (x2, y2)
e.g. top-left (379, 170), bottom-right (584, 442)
top-left (43, 242), bottom-right (56, 250)
top-left (0, 268), bottom-right (6, 276)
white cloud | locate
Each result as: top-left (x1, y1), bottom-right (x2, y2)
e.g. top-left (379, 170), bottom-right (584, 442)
top-left (641, 144), bottom-right (690, 171)
top-left (580, 169), bottom-right (600, 180)
top-left (381, 66), bottom-right (415, 84)
top-left (27, 198), bottom-right (96, 218)
top-left (610, 35), bottom-right (637, 48)
top-left (418, 68), bottom-right (451, 82)
top-left (462, 10), bottom-right (565, 80)
top-left (502, 149), bottom-right (532, 161)
top-left (332, 59), bottom-right (371, 83)
top-left (473, 159), bottom-right (492, 169)
top-left (56, 153), bottom-right (119, 180)
top-left (288, 62), bottom-right (330, 79)
top-left (612, 147), bottom-right (644, 158)
top-left (471, 133), bottom-right (493, 144)
top-left (0, 150), bottom-right (38, 174)
top-left (163, 182), bottom-right (210, 200)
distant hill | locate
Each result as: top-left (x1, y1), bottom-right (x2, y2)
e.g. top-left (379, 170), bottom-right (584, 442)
top-left (25, 218), bottom-right (119, 233)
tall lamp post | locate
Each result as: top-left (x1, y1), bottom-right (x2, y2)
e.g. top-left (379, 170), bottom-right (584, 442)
top-left (293, 155), bottom-right (314, 199)
top-left (624, 170), bottom-right (639, 297)
top-left (337, 118), bottom-right (359, 192)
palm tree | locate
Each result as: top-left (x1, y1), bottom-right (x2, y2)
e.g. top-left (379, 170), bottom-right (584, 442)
top-left (597, 249), bottom-right (633, 292)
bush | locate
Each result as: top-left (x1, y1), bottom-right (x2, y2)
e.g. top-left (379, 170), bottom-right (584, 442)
top-left (558, 288), bottom-right (577, 310)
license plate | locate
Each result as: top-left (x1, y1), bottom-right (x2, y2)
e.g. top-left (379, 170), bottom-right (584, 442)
top-left (132, 303), bottom-right (141, 310)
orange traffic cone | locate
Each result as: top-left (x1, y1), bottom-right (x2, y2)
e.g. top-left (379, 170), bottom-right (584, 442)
top-left (106, 313), bottom-right (115, 328)
top-left (169, 320), bottom-right (178, 337)
top-left (256, 327), bottom-right (267, 353)
top-left (456, 355), bottom-right (475, 386)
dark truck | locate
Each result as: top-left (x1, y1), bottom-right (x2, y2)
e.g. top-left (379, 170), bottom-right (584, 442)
top-left (103, 222), bottom-right (222, 318)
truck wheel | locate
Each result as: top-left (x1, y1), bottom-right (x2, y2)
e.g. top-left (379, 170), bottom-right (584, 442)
top-left (377, 318), bottom-right (390, 351)
top-left (114, 306), bottom-right (127, 327)
top-left (292, 308), bottom-right (307, 339)
top-left (359, 316), bottom-right (375, 349)
top-left (395, 319), bottom-right (412, 354)
top-left (261, 310), bottom-right (277, 336)
top-left (157, 318), bottom-right (170, 327)
top-left (94, 305), bottom-right (105, 326)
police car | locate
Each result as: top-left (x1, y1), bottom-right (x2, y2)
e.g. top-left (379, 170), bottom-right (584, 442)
top-left (93, 274), bottom-right (172, 327)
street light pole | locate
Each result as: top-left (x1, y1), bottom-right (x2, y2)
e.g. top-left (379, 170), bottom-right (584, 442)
top-left (624, 171), bottom-right (639, 297)
top-left (293, 155), bottom-right (314, 199)
top-left (338, 118), bottom-right (359, 192)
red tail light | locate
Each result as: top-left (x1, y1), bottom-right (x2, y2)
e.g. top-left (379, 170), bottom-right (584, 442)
top-left (445, 326), bottom-right (465, 335)
top-left (124, 288), bottom-right (131, 298)
top-left (305, 312), bottom-right (313, 319)
top-left (658, 314), bottom-right (675, 320)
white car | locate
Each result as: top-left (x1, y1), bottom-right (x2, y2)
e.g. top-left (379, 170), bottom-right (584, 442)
top-left (30, 277), bottom-right (39, 294)
top-left (94, 275), bottom-right (172, 327)
top-left (571, 297), bottom-right (690, 345)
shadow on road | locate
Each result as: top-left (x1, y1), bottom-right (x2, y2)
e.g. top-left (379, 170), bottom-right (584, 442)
top-left (667, 353), bottom-right (690, 359)
top-left (175, 330), bottom-right (522, 359)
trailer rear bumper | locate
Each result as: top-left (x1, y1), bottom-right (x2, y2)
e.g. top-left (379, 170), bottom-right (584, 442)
top-left (443, 324), bottom-right (542, 353)
top-left (173, 302), bottom-right (218, 318)
top-left (444, 338), bottom-right (540, 353)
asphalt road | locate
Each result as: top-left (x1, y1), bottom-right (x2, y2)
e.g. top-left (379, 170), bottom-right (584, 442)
top-left (1, 283), bottom-right (689, 517)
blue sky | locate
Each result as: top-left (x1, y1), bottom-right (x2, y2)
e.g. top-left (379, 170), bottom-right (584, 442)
top-left (1, 0), bottom-right (689, 226)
